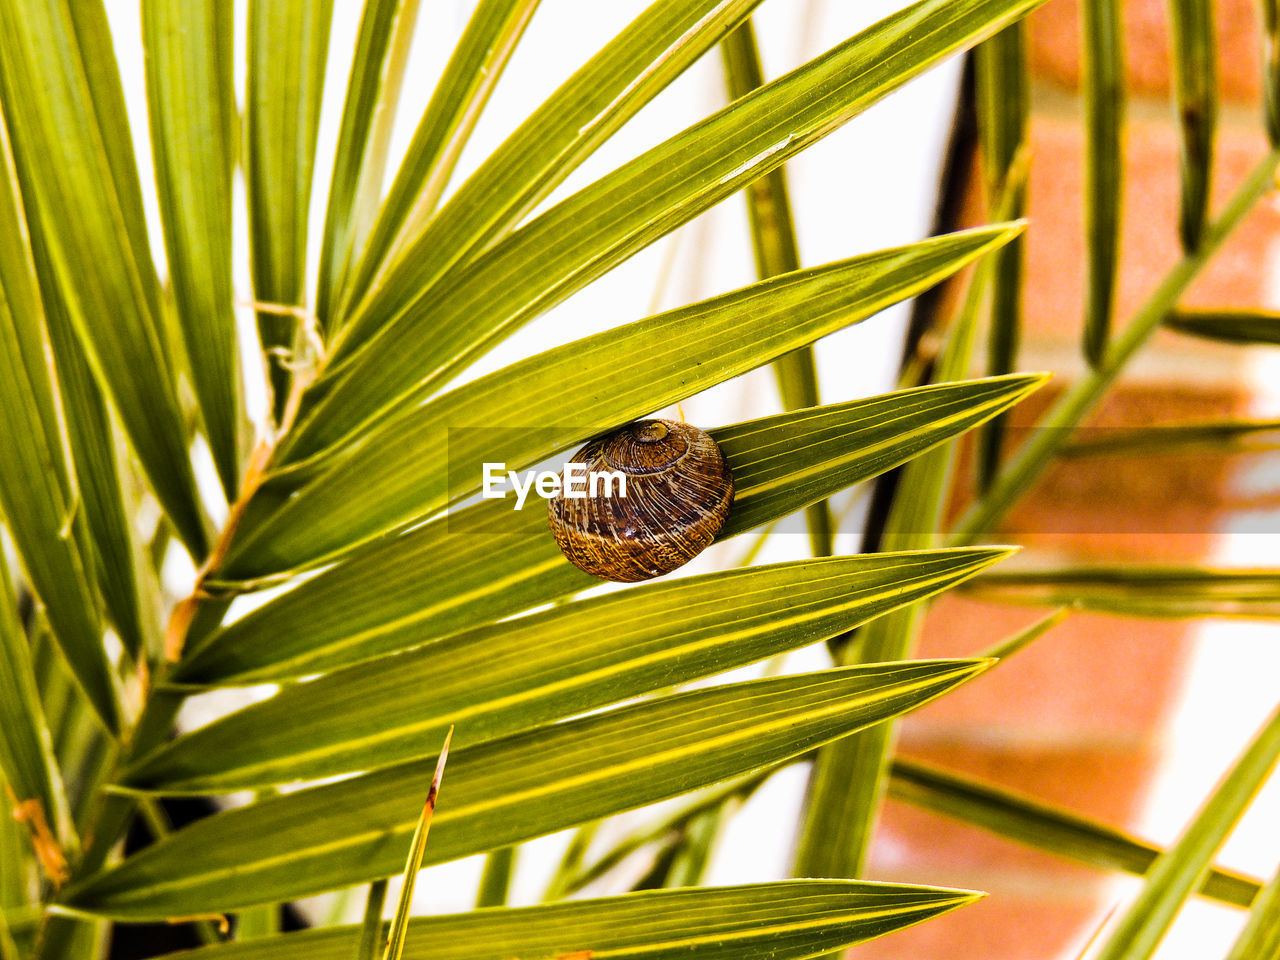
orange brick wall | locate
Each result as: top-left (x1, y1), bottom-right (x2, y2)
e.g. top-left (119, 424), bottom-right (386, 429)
top-left (848, 0), bottom-right (1272, 956)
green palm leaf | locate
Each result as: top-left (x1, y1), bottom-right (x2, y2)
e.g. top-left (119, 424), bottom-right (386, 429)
top-left (1081, 0), bottom-right (1124, 365)
top-left (331, 0), bottom-right (769, 347)
top-left (0, 0), bottom-right (208, 558)
top-left (1167, 0), bottom-right (1217, 251)
top-left (324, 0), bottom-right (539, 330)
top-left (1225, 863), bottom-right (1280, 958)
top-left (1091, 701), bottom-right (1280, 960)
top-left (147, 881), bottom-right (980, 960)
top-left (888, 758), bottom-right (1262, 908)
top-left (283, 0), bottom-right (1048, 463)
top-left (1, 0), bottom-right (1271, 954)
top-left (246, 0), bottom-right (334, 418)
top-left (1165, 308), bottom-right (1280, 344)
top-left (1062, 418), bottom-right (1280, 457)
top-left (37, 277), bottom-right (149, 663)
top-left (0, 120), bottom-right (119, 735)
top-left (792, 185), bottom-right (1004, 884)
top-left (129, 548), bottom-right (1010, 793)
top-left (313, 0), bottom-right (426, 332)
top-left (181, 373), bottom-right (1042, 684)
top-left (64, 661), bottom-right (989, 918)
top-left (381, 732), bottom-right (450, 960)
top-left (964, 564), bottom-right (1280, 618)
top-left (721, 18), bottom-right (830, 556)
top-left (142, 0), bottom-right (241, 499)
top-left (0, 549), bottom-right (73, 853)
top-left (973, 22), bottom-right (1029, 487)
top-left (221, 226), bottom-right (1024, 578)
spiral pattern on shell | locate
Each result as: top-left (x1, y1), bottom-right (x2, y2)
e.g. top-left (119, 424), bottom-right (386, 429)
top-left (548, 419), bottom-right (734, 582)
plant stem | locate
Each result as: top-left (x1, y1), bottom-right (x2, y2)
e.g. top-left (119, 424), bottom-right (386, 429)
top-left (36, 683), bottom-right (188, 957)
top-left (973, 21), bottom-right (1030, 490)
top-left (721, 18), bottom-right (832, 559)
top-left (794, 200), bottom-right (1005, 882)
top-left (950, 148), bottom-right (1280, 543)
top-left (475, 846), bottom-right (516, 908)
top-left (355, 880), bottom-right (388, 960)
top-left (37, 322), bottom-right (321, 957)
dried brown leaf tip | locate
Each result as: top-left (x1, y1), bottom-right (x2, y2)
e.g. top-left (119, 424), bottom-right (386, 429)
top-left (10, 795), bottom-right (68, 886)
top-left (426, 726), bottom-right (452, 812)
top-left (381, 727), bottom-right (454, 960)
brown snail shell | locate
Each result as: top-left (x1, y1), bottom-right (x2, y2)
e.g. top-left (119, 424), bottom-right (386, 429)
top-left (548, 419), bottom-right (734, 583)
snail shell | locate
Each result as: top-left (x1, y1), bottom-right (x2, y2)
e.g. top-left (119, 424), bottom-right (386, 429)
top-left (548, 419), bottom-right (734, 583)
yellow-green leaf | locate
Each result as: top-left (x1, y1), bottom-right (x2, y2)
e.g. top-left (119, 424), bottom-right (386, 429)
top-left (964, 564), bottom-right (1280, 619)
top-left (142, 0), bottom-right (240, 499)
top-left (330, 0), bottom-right (768, 351)
top-left (1091, 701), bottom-right (1280, 960)
top-left (0, 0), bottom-right (208, 558)
top-left (327, 0), bottom-right (539, 330)
top-left (130, 549), bottom-right (1010, 792)
top-left (142, 881), bottom-right (981, 960)
top-left (286, 0), bottom-right (1049, 462)
top-left (0, 549), bottom-right (73, 851)
top-left (246, 0), bottom-right (334, 419)
top-left (888, 758), bottom-right (1261, 908)
top-left (0, 117), bottom-right (119, 734)
top-left (222, 227), bottom-right (1024, 579)
top-left (64, 661), bottom-right (990, 918)
top-left (182, 373), bottom-right (1043, 684)
top-left (314, 0), bottom-right (424, 332)
top-left (1165, 308), bottom-right (1280, 345)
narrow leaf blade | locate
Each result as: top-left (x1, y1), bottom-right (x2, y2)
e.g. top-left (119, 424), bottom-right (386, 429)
top-left (332, 0), bottom-right (768, 350)
top-left (143, 0), bottom-right (241, 498)
top-left (222, 226), bottom-right (1025, 577)
top-left (329, 0), bottom-right (540, 329)
top-left (182, 372), bottom-right (1045, 683)
top-left (382, 731), bottom-right (450, 960)
top-left (131, 548), bottom-right (1011, 792)
top-left (1165, 308), bottom-right (1280, 345)
top-left (132, 881), bottom-right (982, 960)
top-left (973, 22), bottom-right (1030, 487)
top-left (314, 0), bottom-right (425, 332)
top-left (0, 117), bottom-right (119, 734)
top-left (1265, 0), bottom-right (1280, 144)
top-left (38, 273), bottom-right (149, 662)
top-left (1225, 861), bottom-right (1280, 959)
top-left (65, 662), bottom-right (991, 918)
top-left (792, 208), bottom-right (1002, 881)
top-left (0, 549), bottom-right (73, 858)
top-left (1091, 701), bottom-right (1280, 960)
top-left (288, 0), bottom-right (1050, 461)
top-left (1167, 0), bottom-right (1217, 250)
top-left (0, 0), bottom-right (208, 557)
top-left (887, 758), bottom-right (1262, 909)
top-left (964, 564), bottom-right (1280, 619)
top-left (721, 18), bottom-right (830, 557)
top-left (1062, 418), bottom-right (1280, 458)
top-left (1081, 0), bottom-right (1125, 365)
top-left (246, 0), bottom-right (335, 418)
